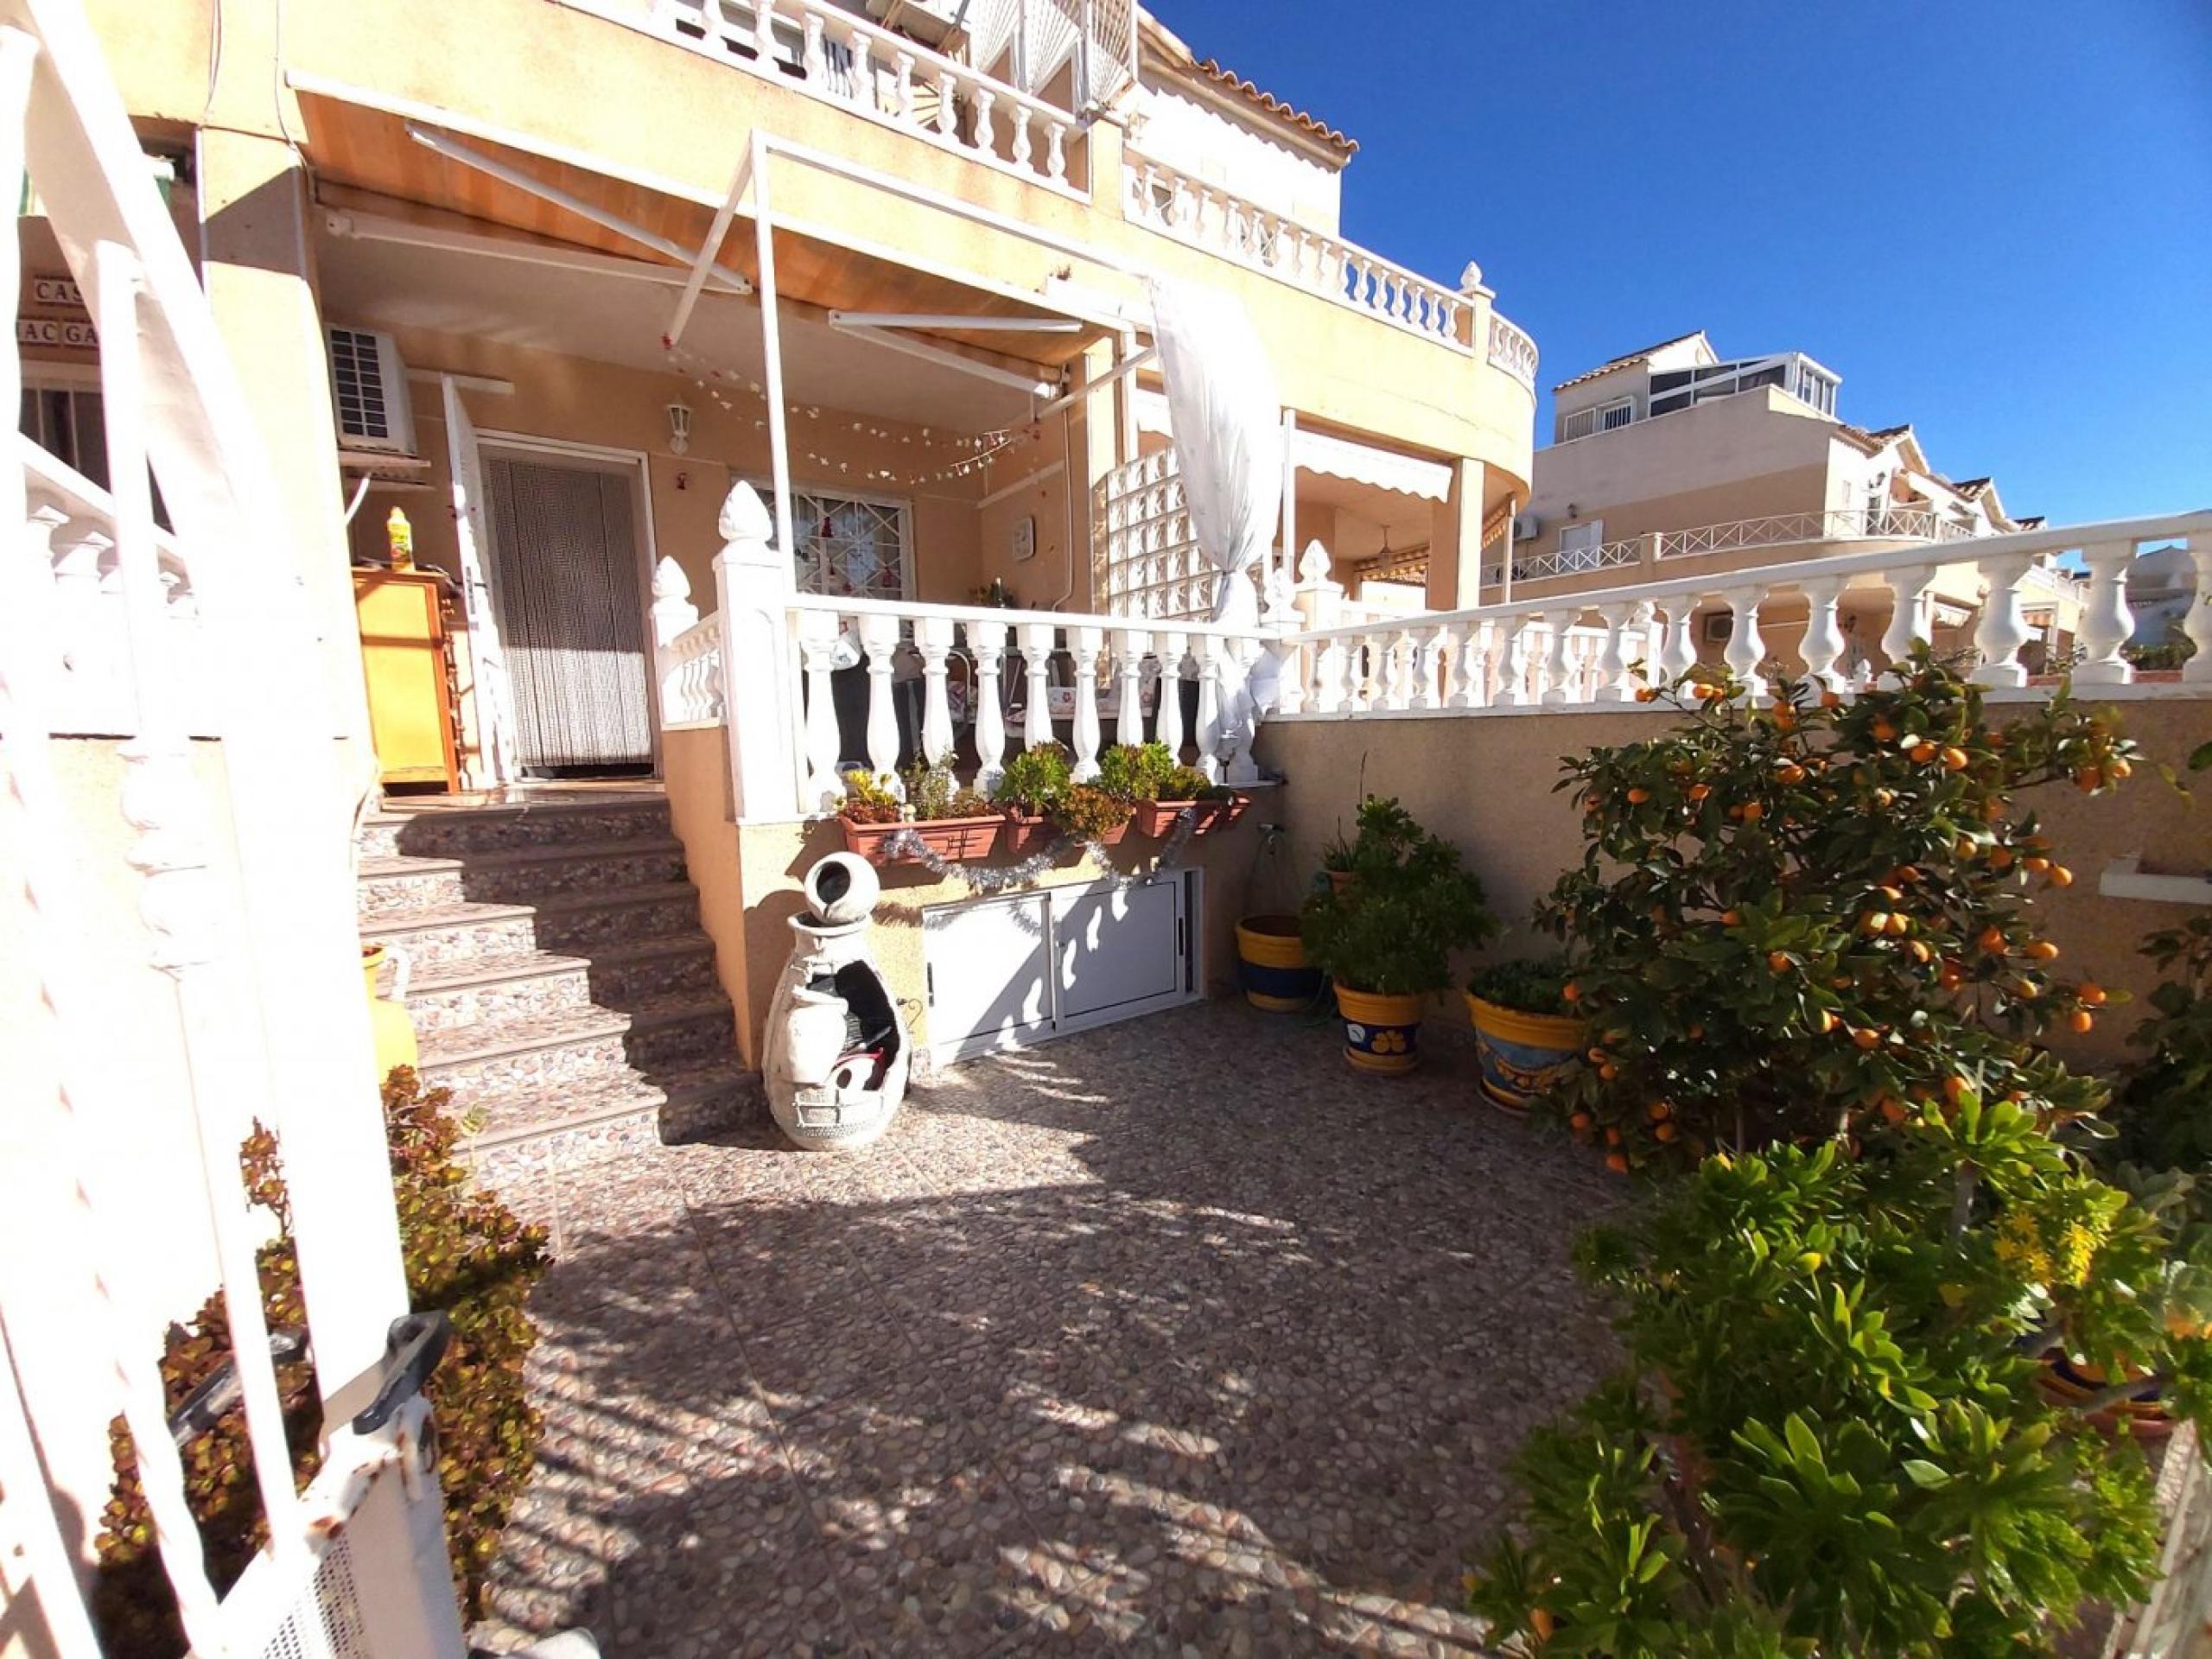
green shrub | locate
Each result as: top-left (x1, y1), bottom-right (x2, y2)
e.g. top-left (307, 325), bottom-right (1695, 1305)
top-left (1300, 797), bottom-right (1494, 995)
top-left (1096, 741), bottom-right (1175, 803)
top-left (838, 767), bottom-right (901, 824)
top-left (1049, 781), bottom-right (1133, 842)
top-left (2108, 915), bottom-right (2212, 1173)
top-left (93, 1070), bottom-right (549, 1653)
top-left (1467, 955), bottom-right (1577, 1018)
top-left (992, 741), bottom-right (1072, 814)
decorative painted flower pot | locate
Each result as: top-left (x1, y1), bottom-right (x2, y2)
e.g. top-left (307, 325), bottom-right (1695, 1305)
top-left (360, 943), bottom-right (417, 1080)
top-left (1131, 793), bottom-right (1251, 839)
top-left (1235, 914), bottom-right (1322, 1012)
top-left (839, 813), bottom-right (1003, 866)
top-left (999, 810), bottom-right (1056, 857)
top-left (2037, 1351), bottom-right (2173, 1440)
top-left (1465, 994), bottom-right (1586, 1115)
top-left (1335, 985), bottom-right (1424, 1075)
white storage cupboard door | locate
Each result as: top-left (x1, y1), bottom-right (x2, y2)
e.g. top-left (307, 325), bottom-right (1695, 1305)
top-left (1051, 880), bottom-right (1187, 1032)
top-left (924, 893), bottom-right (1052, 1061)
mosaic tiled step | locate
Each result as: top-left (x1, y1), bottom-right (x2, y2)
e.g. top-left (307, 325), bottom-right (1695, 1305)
top-left (461, 1058), bottom-right (757, 1186)
top-left (418, 1005), bottom-right (634, 1098)
top-left (356, 838), bottom-right (689, 917)
top-left (620, 991), bottom-right (741, 1070)
top-left (359, 796), bottom-right (673, 861)
top-left (404, 950), bottom-right (595, 1034)
top-left (358, 886), bottom-right (704, 971)
top-left (579, 933), bottom-right (721, 1007)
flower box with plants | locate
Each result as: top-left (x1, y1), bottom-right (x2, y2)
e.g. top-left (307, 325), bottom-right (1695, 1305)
top-left (836, 755), bottom-right (1002, 866)
top-left (1467, 655), bottom-right (2212, 1656)
top-left (989, 741), bottom-right (1133, 854)
top-left (1097, 741), bottom-right (1249, 838)
top-left (1299, 796), bottom-right (1495, 1074)
top-left (1464, 955), bottom-right (1586, 1115)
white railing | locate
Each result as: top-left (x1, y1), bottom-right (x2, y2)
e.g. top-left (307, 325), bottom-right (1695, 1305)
top-left (657, 483), bottom-right (1282, 813)
top-left (1657, 505), bottom-right (1987, 560)
top-left (1122, 151), bottom-right (1473, 349)
top-left (645, 0), bottom-right (1087, 194)
top-left (1487, 311), bottom-right (1538, 391)
top-left (1507, 534), bottom-right (1645, 584)
top-left (19, 435), bottom-right (219, 735)
top-left (1281, 512), bottom-right (2212, 714)
top-left (0, 1), bottom-right (462, 1655)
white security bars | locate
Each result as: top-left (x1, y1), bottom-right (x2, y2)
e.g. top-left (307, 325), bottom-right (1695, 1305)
top-left (1285, 512), bottom-right (2212, 716)
top-left (1, 0), bottom-right (463, 1653)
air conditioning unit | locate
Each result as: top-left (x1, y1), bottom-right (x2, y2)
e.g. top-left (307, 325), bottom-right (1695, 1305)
top-left (1513, 512), bottom-right (1541, 541)
top-left (325, 324), bottom-right (417, 456)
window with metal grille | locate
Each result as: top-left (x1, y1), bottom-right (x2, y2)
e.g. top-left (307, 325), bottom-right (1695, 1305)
top-left (327, 326), bottom-right (391, 442)
top-left (1558, 406), bottom-right (1598, 442)
top-left (791, 489), bottom-right (912, 601)
top-left (1599, 398), bottom-right (1635, 431)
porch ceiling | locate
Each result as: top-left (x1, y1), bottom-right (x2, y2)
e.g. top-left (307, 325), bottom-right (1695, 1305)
top-left (293, 91), bottom-right (1107, 372)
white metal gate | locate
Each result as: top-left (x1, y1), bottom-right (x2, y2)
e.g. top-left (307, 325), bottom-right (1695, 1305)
top-left (0, 1), bottom-right (467, 1652)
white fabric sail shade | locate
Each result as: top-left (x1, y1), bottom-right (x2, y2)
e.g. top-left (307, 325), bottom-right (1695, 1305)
top-left (1145, 276), bottom-right (1283, 628)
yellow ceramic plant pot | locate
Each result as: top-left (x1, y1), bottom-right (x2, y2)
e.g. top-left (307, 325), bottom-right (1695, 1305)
top-left (361, 943), bottom-right (418, 1081)
top-left (1334, 984), bottom-right (1424, 1075)
top-left (1465, 994), bottom-right (1586, 1115)
top-left (1235, 914), bottom-right (1323, 1012)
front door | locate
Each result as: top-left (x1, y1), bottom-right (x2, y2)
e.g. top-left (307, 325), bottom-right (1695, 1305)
top-left (480, 448), bottom-right (654, 775)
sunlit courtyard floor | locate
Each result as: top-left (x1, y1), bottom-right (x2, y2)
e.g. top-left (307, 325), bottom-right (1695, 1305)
top-left (473, 1000), bottom-right (1622, 1657)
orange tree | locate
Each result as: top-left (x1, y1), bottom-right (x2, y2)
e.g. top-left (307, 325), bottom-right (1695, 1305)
top-left (1537, 650), bottom-right (2135, 1167)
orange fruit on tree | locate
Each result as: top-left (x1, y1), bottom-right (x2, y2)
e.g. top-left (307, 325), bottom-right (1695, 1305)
top-left (1910, 741), bottom-right (1940, 764)
top-left (1885, 913), bottom-right (1911, 938)
top-left (2023, 855), bottom-right (2051, 874)
top-left (1815, 1009), bottom-right (1839, 1034)
top-left (1687, 783), bottom-right (1712, 802)
top-left (2069, 1008), bottom-right (2094, 1033)
top-left (1688, 1021), bottom-right (1706, 1039)
top-left (1987, 847), bottom-right (2015, 871)
top-left (1599, 1062), bottom-right (1619, 1082)
top-left (2080, 982), bottom-right (2107, 1007)
top-left (1627, 786), bottom-right (1651, 804)
top-left (1569, 1111), bottom-right (1593, 1132)
top-left (1943, 1075), bottom-right (1967, 1103)
top-left (1879, 1096), bottom-right (1909, 1124)
top-left (1907, 940), bottom-right (1933, 964)
top-left (1721, 909), bottom-right (1743, 926)
top-left (1605, 1126), bottom-right (1622, 1146)
top-left (1980, 798), bottom-right (2006, 823)
top-left (1776, 763), bottom-right (1806, 785)
top-left (1605, 1152), bottom-right (1630, 1174)
top-left (2110, 757), bottom-right (2133, 779)
top-left (1647, 1100), bottom-right (1672, 1122)
top-left (1820, 689), bottom-right (1843, 709)
top-left (1872, 718), bottom-right (1898, 741)
top-left (1635, 686), bottom-right (1657, 702)
top-left (2024, 939), bottom-right (2059, 962)
top-left (2049, 865), bottom-right (2075, 888)
top-left (1861, 911), bottom-right (1891, 936)
top-left (1767, 950), bottom-right (1793, 973)
top-left (1978, 925), bottom-right (2008, 954)
top-left (1852, 1027), bottom-right (1883, 1051)
top-left (1739, 800), bottom-right (1765, 822)
top-left (1561, 981), bottom-right (1582, 1003)
top-left (1941, 747), bottom-right (1970, 772)
top-left (1655, 1122), bottom-right (1679, 1142)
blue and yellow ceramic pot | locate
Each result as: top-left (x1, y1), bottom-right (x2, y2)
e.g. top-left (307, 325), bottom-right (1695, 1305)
top-left (1465, 993), bottom-right (1585, 1114)
top-left (1337, 985), bottom-right (1423, 1075)
top-left (1236, 914), bottom-right (1323, 1012)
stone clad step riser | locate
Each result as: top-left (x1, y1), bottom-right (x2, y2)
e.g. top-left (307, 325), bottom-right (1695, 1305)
top-left (407, 967), bottom-right (594, 1034)
top-left (358, 849), bottom-right (689, 918)
top-left (360, 804), bottom-right (673, 861)
top-left (588, 948), bottom-right (721, 1007)
top-left (626, 1011), bottom-right (742, 1071)
top-left (423, 1034), bottom-right (631, 1098)
top-left (370, 914), bottom-right (540, 972)
top-left (531, 895), bottom-right (701, 954)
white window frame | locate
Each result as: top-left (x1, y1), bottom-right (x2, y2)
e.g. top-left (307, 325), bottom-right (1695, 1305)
top-left (1558, 406), bottom-right (1598, 442)
top-left (1598, 397), bottom-right (1635, 431)
top-left (1558, 519), bottom-right (1604, 553)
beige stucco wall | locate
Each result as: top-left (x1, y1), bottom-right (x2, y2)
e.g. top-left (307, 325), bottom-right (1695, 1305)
top-left (80, 0), bottom-right (1534, 512)
top-left (1254, 696), bottom-right (2211, 1070)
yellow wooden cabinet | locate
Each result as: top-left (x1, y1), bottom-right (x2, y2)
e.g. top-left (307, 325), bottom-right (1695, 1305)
top-left (354, 568), bottom-right (461, 791)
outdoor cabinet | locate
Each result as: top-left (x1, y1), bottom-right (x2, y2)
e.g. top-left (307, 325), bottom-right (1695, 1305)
top-left (354, 568), bottom-right (461, 791)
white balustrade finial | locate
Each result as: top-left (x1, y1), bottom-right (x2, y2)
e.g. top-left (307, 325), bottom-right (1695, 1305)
top-left (1458, 260), bottom-right (1485, 294)
top-left (1298, 540), bottom-right (1332, 585)
top-left (720, 480), bottom-right (774, 543)
top-left (652, 555), bottom-right (691, 604)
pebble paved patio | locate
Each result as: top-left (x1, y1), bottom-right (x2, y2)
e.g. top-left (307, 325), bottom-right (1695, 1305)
top-left (474, 1001), bottom-right (1622, 1656)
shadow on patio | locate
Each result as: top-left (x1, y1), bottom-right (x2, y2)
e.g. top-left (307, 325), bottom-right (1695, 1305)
top-left (471, 1001), bottom-right (1622, 1657)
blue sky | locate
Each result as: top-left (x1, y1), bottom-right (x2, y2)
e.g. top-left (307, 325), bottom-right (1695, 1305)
top-left (1151, 0), bottom-right (2212, 526)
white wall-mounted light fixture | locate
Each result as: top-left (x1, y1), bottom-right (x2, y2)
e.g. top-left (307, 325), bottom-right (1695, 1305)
top-left (667, 400), bottom-right (693, 455)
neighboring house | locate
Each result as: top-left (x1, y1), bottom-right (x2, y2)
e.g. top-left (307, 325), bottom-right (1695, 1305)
top-left (1504, 331), bottom-right (2082, 678)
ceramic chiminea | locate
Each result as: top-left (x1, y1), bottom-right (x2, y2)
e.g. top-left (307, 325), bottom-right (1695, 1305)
top-left (764, 851), bottom-right (910, 1150)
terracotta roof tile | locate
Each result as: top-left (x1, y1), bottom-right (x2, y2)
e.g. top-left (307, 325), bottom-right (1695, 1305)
top-left (1188, 55), bottom-right (1357, 154)
top-left (1551, 331), bottom-right (1707, 392)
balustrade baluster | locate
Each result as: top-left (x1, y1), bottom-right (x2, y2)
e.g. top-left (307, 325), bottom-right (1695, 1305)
top-left (893, 51), bottom-right (916, 122)
top-left (1156, 629), bottom-right (1189, 758)
top-left (1798, 578), bottom-right (1847, 693)
top-left (1880, 565), bottom-right (1941, 669)
top-left (801, 12), bottom-right (827, 79)
top-left (1384, 627), bottom-right (1416, 709)
top-left (1009, 106), bottom-right (1033, 169)
top-left (858, 612), bottom-right (903, 790)
top-left (915, 615), bottom-right (955, 763)
top-left (2186, 544), bottom-right (2212, 685)
top-left (1114, 626), bottom-right (1150, 747)
top-left (1414, 625), bottom-right (1448, 710)
top-left (797, 611), bottom-right (843, 810)
top-left (1020, 620), bottom-right (1055, 751)
top-left (1539, 610), bottom-right (1576, 705)
top-left (1068, 625), bottom-right (1103, 779)
top-left (1719, 586), bottom-right (1768, 700)
top-left (2071, 542), bottom-right (2137, 685)
top-left (1970, 554), bottom-right (2034, 688)
top-left (936, 71), bottom-right (957, 137)
top-left (1592, 603), bottom-right (1637, 702)
top-left (1194, 635), bottom-right (1224, 782)
top-left (1273, 632), bottom-right (1309, 715)
top-left (1659, 601), bottom-right (1699, 683)
top-left (969, 618), bottom-right (1008, 791)
top-left (753, 0), bottom-right (775, 66)
top-left (1045, 121), bottom-right (1067, 183)
top-left (972, 89), bottom-right (996, 154)
top-left (1499, 616), bottom-right (1537, 707)
top-left (845, 24), bottom-right (873, 105)
top-left (1313, 634), bottom-right (1347, 714)
top-left (1446, 621), bottom-right (1483, 709)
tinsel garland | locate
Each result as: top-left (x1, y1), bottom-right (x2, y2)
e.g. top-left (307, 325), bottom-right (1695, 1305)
top-left (880, 809), bottom-right (1199, 893)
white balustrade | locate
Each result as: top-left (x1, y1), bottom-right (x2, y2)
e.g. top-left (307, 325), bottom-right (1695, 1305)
top-left (1156, 628), bottom-right (1189, 759)
top-left (2071, 542), bottom-right (2137, 686)
top-left (1067, 624), bottom-right (1103, 780)
top-left (1486, 312), bottom-right (1539, 391)
top-left (1719, 586), bottom-right (1769, 700)
top-left (1798, 578), bottom-right (1847, 694)
top-left (1114, 626), bottom-right (1149, 748)
top-left (915, 613), bottom-right (957, 760)
top-left (651, 0), bottom-right (1083, 195)
top-left (971, 618), bottom-right (1009, 791)
top-left (1123, 150), bottom-right (1471, 349)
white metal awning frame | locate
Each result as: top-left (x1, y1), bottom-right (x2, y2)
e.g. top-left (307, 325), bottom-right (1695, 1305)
top-left (1135, 387), bottom-right (1452, 502)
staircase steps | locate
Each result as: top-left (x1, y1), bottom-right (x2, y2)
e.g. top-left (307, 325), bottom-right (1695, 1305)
top-left (355, 792), bottom-right (759, 1185)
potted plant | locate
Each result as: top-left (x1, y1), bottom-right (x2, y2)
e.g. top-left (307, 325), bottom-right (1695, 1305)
top-left (1050, 781), bottom-right (1135, 849)
top-left (991, 741), bottom-right (1072, 856)
top-left (1465, 955), bottom-right (1585, 1116)
top-left (1319, 795), bottom-right (1424, 894)
top-left (1098, 741), bottom-right (1249, 838)
top-left (1299, 797), bottom-right (1494, 1074)
top-left (837, 755), bottom-right (1002, 865)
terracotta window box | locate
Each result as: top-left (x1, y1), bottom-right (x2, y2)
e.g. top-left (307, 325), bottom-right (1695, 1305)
top-left (838, 813), bottom-right (1004, 866)
top-left (1130, 793), bottom-right (1250, 839)
top-left (1000, 810), bottom-right (1132, 855)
